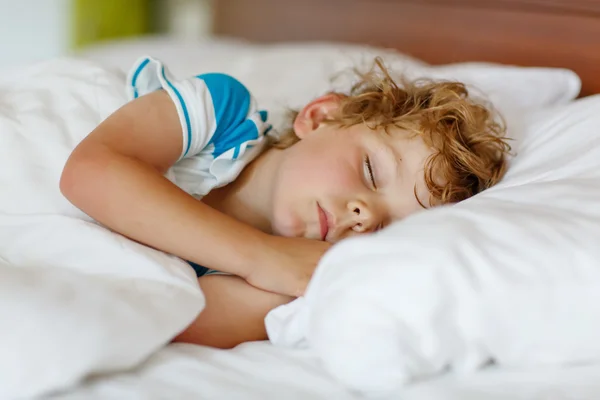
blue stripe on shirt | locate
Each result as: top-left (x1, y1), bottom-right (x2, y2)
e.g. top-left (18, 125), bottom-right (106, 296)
top-left (198, 73), bottom-right (260, 159)
top-left (130, 58), bottom-right (151, 99)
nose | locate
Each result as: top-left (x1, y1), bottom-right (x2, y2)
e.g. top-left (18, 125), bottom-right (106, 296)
top-left (347, 199), bottom-right (379, 233)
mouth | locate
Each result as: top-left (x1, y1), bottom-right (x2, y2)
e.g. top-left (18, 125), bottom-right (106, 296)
top-left (317, 202), bottom-right (329, 241)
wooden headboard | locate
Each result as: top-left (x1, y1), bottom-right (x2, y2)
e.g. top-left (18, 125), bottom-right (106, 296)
top-left (213, 0), bottom-right (600, 96)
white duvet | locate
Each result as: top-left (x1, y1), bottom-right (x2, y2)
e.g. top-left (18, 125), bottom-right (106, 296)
top-left (0, 59), bottom-right (204, 399)
top-left (1, 53), bottom-right (598, 399)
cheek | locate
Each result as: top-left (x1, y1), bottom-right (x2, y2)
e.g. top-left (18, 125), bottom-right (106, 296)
top-left (292, 148), bottom-right (360, 190)
top-left (321, 158), bottom-right (362, 191)
top-left (270, 150), bottom-right (360, 237)
top-left (389, 179), bottom-right (429, 220)
top-left (270, 167), bottom-right (307, 237)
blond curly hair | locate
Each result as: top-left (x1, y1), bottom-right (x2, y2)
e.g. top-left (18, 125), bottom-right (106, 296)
top-left (270, 58), bottom-right (511, 206)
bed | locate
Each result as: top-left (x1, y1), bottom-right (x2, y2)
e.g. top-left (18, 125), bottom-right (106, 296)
top-left (4, 1), bottom-right (600, 399)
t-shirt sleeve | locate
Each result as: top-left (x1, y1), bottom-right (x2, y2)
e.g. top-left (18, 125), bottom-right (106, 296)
top-left (126, 56), bottom-right (271, 161)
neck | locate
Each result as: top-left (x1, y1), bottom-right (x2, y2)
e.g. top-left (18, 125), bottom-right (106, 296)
top-left (202, 147), bottom-right (284, 234)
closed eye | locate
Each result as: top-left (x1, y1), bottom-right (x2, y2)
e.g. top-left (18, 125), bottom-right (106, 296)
top-left (363, 155), bottom-right (377, 190)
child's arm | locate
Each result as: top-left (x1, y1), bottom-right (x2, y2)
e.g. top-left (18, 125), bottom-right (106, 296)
top-left (173, 275), bottom-right (293, 348)
top-left (60, 90), bottom-right (328, 296)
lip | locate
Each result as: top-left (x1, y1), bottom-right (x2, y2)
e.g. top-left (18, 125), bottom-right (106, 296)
top-left (317, 203), bottom-right (329, 241)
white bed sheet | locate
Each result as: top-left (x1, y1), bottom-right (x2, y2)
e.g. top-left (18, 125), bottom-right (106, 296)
top-left (48, 342), bottom-right (600, 400)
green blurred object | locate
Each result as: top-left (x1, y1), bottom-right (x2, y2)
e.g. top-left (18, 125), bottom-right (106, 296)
top-left (73, 0), bottom-right (150, 49)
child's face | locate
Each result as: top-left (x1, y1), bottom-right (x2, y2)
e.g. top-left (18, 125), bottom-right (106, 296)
top-left (270, 96), bottom-right (434, 243)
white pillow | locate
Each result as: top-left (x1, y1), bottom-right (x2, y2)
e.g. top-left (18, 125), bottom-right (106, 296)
top-left (266, 95), bottom-right (600, 396)
top-left (78, 37), bottom-right (581, 129)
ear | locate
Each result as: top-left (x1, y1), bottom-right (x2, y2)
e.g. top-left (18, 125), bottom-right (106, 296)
top-left (293, 93), bottom-right (344, 139)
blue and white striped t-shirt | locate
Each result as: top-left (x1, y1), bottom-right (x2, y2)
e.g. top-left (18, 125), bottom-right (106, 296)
top-left (126, 56), bottom-right (272, 198)
top-left (126, 56), bottom-right (272, 277)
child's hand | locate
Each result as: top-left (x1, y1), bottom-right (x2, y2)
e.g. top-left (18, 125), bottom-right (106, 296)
top-left (245, 236), bottom-right (332, 297)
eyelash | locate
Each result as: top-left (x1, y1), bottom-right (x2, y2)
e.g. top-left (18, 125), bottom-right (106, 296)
top-left (364, 155), bottom-right (377, 190)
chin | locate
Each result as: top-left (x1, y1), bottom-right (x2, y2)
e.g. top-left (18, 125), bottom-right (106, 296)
top-left (273, 225), bottom-right (303, 239)
top-left (272, 216), bottom-right (304, 238)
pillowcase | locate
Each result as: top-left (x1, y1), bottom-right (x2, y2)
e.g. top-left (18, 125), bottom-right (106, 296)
top-left (78, 37), bottom-right (581, 129)
top-left (266, 94), bottom-right (600, 396)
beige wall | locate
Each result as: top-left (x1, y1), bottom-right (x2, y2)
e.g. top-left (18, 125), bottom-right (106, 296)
top-left (159, 0), bottom-right (214, 39)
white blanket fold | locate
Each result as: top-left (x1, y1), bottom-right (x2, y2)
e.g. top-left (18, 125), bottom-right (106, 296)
top-left (0, 59), bottom-right (202, 399)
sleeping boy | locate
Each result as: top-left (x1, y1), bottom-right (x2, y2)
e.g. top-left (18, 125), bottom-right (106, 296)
top-left (60, 56), bottom-right (510, 348)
